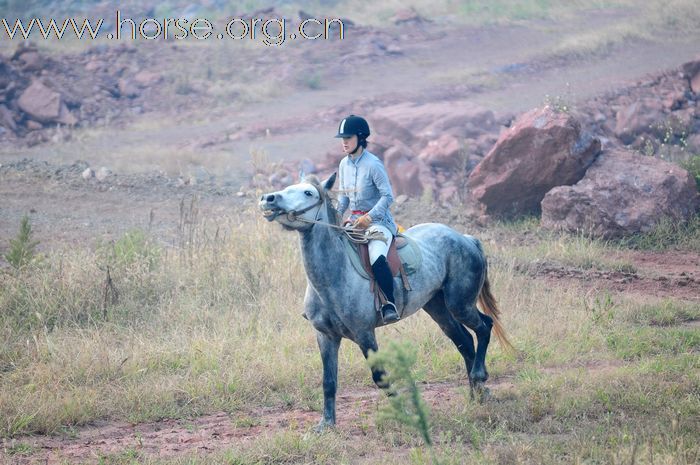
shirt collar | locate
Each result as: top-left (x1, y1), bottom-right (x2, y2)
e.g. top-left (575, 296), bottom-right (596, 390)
top-left (348, 149), bottom-right (366, 165)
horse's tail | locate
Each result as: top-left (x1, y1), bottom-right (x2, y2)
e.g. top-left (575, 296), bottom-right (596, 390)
top-left (478, 266), bottom-right (515, 354)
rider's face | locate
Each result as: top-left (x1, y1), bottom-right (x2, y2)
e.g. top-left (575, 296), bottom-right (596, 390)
top-left (341, 135), bottom-right (358, 154)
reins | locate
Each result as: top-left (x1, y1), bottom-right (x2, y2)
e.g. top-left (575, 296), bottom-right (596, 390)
top-left (284, 199), bottom-right (387, 244)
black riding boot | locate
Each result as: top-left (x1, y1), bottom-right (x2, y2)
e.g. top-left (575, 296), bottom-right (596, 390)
top-left (371, 255), bottom-right (400, 323)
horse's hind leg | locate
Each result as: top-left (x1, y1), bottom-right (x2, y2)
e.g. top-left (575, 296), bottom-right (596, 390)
top-left (443, 275), bottom-right (493, 387)
top-left (451, 303), bottom-right (491, 386)
top-left (422, 291), bottom-right (476, 380)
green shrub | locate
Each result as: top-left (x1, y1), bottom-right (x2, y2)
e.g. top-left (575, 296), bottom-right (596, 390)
top-left (619, 215), bottom-right (700, 251)
top-left (369, 341), bottom-right (437, 462)
top-left (102, 229), bottom-right (161, 270)
top-left (4, 215), bottom-right (39, 269)
top-left (680, 154), bottom-right (700, 190)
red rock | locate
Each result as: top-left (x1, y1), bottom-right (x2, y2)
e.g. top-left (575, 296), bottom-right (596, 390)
top-left (368, 133), bottom-right (395, 158)
top-left (691, 74), bottom-right (700, 95)
top-left (57, 102), bottom-right (78, 126)
top-left (383, 143), bottom-right (414, 168)
top-left (388, 157), bottom-right (423, 197)
top-left (474, 133), bottom-right (498, 156)
top-left (0, 104), bottom-right (17, 132)
top-left (17, 51), bottom-right (43, 71)
top-left (682, 59), bottom-right (700, 94)
top-left (85, 60), bottom-right (102, 72)
top-left (438, 185), bottom-right (459, 203)
top-left (392, 8), bottom-right (427, 24)
top-left (133, 70), bottom-right (162, 87)
top-left (614, 98), bottom-right (666, 144)
top-left (17, 80), bottom-right (61, 123)
top-left (686, 134), bottom-right (700, 152)
top-left (370, 100), bottom-right (497, 143)
top-left (663, 91), bottom-right (686, 111)
top-left (418, 134), bottom-right (463, 169)
top-left (26, 120), bottom-right (42, 130)
top-left (468, 106), bottom-right (601, 217)
top-left (117, 78), bottom-right (139, 98)
top-left (369, 115), bottom-right (419, 148)
top-left (541, 148), bottom-right (699, 238)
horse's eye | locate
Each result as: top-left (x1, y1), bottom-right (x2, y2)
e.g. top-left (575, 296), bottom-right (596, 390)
top-left (304, 190), bottom-right (313, 197)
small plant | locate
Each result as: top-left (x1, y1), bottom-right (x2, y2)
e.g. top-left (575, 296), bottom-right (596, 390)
top-left (302, 72), bottom-right (323, 90)
top-left (4, 215), bottom-right (39, 269)
top-left (680, 154), bottom-right (700, 190)
top-left (543, 82), bottom-right (575, 113)
top-left (650, 116), bottom-right (690, 161)
top-left (369, 341), bottom-right (439, 464)
top-left (100, 229), bottom-right (160, 269)
top-left (619, 215), bottom-right (700, 251)
top-left (420, 185), bottom-right (434, 205)
top-left (174, 74), bottom-right (196, 95)
top-left (586, 292), bottom-right (616, 326)
top-left (5, 441), bottom-right (36, 456)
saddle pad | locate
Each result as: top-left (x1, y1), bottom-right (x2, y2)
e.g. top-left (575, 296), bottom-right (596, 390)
top-left (344, 233), bottom-right (422, 280)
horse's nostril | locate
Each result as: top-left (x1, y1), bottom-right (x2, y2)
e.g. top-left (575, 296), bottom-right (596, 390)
top-left (266, 194), bottom-right (276, 202)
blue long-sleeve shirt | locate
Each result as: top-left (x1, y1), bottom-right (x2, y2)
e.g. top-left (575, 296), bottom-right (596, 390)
top-left (336, 149), bottom-right (398, 235)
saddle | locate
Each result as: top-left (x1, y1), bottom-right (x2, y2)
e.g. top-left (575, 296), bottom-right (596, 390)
top-left (358, 236), bottom-right (412, 290)
top-left (343, 233), bottom-right (423, 317)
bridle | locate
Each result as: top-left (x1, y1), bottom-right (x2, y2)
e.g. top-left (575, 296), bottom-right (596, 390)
top-left (275, 190), bottom-right (387, 244)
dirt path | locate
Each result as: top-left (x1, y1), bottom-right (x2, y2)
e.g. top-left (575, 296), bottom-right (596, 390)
top-left (521, 250), bottom-right (700, 302)
top-left (3, 16), bottom-right (699, 174)
top-left (2, 361), bottom-right (627, 464)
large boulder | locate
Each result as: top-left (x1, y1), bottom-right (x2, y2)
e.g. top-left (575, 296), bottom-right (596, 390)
top-left (383, 142), bottom-right (424, 196)
top-left (614, 98), bottom-right (666, 144)
top-left (682, 58), bottom-right (700, 94)
top-left (467, 106), bottom-right (601, 217)
top-left (541, 148), bottom-right (699, 238)
top-left (0, 104), bottom-right (17, 132)
top-left (17, 80), bottom-right (61, 123)
top-left (370, 100), bottom-right (497, 142)
top-left (418, 134), bottom-right (463, 169)
top-left (388, 157), bottom-right (423, 197)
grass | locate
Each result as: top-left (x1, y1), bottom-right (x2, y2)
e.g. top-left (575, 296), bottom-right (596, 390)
top-left (1, 205), bottom-right (699, 464)
top-left (543, 0), bottom-right (700, 59)
top-left (619, 214), bottom-right (700, 252)
top-left (680, 155), bottom-right (700, 190)
top-left (485, 219), bottom-right (638, 273)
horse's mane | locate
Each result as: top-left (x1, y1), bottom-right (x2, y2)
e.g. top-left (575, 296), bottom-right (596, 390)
top-left (303, 174), bottom-right (340, 226)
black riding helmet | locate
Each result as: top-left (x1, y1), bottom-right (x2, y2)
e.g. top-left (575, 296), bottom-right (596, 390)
top-left (335, 115), bottom-right (370, 154)
top-left (335, 115), bottom-right (370, 138)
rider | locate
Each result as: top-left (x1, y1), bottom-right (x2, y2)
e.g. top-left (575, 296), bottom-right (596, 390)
top-left (335, 115), bottom-right (401, 323)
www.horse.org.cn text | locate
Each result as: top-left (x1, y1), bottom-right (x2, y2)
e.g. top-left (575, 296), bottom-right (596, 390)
top-left (0, 11), bottom-right (346, 46)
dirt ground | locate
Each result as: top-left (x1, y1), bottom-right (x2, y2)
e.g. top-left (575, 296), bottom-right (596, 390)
top-left (1, 5), bottom-right (699, 464)
top-left (2, 361), bottom-right (633, 465)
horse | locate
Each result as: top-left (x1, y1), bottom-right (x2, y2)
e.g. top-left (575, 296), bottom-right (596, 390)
top-left (259, 172), bottom-right (511, 432)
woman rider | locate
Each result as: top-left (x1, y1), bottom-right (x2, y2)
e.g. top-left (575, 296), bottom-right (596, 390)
top-left (335, 115), bottom-right (401, 323)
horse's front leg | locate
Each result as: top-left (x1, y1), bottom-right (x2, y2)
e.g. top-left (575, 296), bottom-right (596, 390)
top-left (358, 332), bottom-right (390, 390)
top-left (313, 331), bottom-right (341, 432)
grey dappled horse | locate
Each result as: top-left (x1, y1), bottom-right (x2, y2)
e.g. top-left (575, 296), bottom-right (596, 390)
top-left (259, 173), bottom-right (511, 431)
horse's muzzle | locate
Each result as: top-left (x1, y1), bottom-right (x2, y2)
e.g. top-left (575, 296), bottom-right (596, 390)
top-left (259, 193), bottom-right (282, 221)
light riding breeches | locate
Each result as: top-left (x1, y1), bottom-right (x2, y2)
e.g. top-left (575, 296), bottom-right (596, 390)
top-left (367, 224), bottom-right (393, 265)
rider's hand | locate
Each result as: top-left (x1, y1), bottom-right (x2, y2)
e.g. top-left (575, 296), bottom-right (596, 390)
top-left (353, 214), bottom-right (372, 230)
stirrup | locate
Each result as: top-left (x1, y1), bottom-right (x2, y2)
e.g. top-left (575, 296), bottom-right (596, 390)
top-left (382, 302), bottom-right (400, 322)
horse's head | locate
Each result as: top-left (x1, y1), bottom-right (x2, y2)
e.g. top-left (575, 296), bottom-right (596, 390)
top-left (259, 172), bottom-right (337, 230)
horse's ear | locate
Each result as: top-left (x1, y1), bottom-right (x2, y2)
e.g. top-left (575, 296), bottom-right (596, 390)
top-left (298, 169), bottom-right (306, 182)
top-left (322, 172), bottom-right (337, 191)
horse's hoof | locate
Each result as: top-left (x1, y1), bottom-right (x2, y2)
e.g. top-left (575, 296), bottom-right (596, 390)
top-left (311, 420), bottom-right (335, 434)
top-left (471, 381), bottom-right (490, 403)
